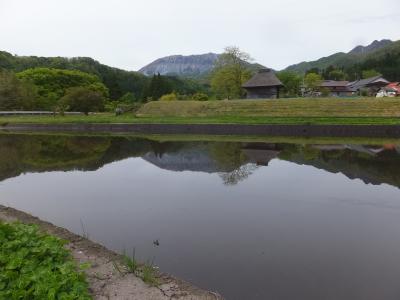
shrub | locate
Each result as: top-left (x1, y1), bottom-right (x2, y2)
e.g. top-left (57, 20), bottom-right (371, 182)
top-left (360, 89), bottom-right (369, 97)
top-left (320, 87), bottom-right (331, 97)
top-left (192, 93), bottom-right (209, 101)
top-left (159, 92), bottom-right (178, 101)
top-left (59, 86), bottom-right (105, 115)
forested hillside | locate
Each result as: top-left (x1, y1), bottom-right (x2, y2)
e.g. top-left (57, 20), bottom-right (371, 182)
top-left (0, 51), bottom-right (211, 111)
top-left (285, 40), bottom-right (400, 81)
top-left (0, 51), bottom-right (207, 101)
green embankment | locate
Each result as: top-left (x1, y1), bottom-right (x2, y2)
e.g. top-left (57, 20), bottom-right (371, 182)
top-left (0, 98), bottom-right (400, 125)
top-left (0, 221), bottom-right (91, 299)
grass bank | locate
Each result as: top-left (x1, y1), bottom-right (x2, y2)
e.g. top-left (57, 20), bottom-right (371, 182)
top-left (0, 221), bottom-right (91, 299)
top-left (0, 98), bottom-right (399, 125)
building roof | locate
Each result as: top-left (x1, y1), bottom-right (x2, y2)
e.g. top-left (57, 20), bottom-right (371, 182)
top-left (348, 75), bottom-right (389, 90)
top-left (242, 69), bottom-right (283, 88)
top-left (320, 80), bottom-right (350, 87)
top-left (386, 82), bottom-right (400, 93)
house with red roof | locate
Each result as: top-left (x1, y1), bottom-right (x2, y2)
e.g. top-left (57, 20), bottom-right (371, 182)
top-left (376, 82), bottom-right (400, 97)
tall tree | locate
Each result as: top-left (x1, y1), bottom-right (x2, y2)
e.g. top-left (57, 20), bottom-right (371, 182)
top-left (276, 71), bottom-right (302, 97)
top-left (211, 46), bottom-right (253, 99)
top-left (304, 73), bottom-right (323, 94)
top-left (144, 73), bottom-right (173, 100)
top-left (16, 68), bottom-right (109, 110)
top-left (0, 70), bottom-right (38, 110)
top-left (362, 69), bottom-right (381, 79)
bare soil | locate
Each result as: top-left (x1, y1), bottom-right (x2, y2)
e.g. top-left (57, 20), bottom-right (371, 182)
top-left (0, 205), bottom-right (223, 300)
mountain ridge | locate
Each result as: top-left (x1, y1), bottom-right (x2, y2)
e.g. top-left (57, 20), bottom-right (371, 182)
top-left (139, 53), bottom-right (219, 77)
top-left (284, 39), bottom-right (395, 73)
top-left (139, 53), bottom-right (266, 78)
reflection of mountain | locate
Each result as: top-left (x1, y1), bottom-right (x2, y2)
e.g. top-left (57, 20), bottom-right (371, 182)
top-left (0, 133), bottom-right (399, 188)
top-left (280, 144), bottom-right (400, 188)
top-left (141, 143), bottom-right (281, 185)
top-left (142, 143), bottom-right (281, 174)
top-left (142, 145), bottom-right (222, 173)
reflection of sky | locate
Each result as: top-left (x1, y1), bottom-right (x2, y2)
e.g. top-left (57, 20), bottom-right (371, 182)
top-left (2, 158), bottom-right (400, 300)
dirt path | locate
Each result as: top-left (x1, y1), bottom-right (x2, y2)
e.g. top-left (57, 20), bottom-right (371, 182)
top-left (0, 205), bottom-right (223, 300)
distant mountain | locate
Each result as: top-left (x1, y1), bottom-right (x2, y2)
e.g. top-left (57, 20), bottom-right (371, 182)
top-left (139, 53), bottom-right (219, 77)
top-left (285, 39), bottom-right (395, 74)
top-left (139, 53), bottom-right (266, 78)
top-left (349, 39), bottom-right (393, 55)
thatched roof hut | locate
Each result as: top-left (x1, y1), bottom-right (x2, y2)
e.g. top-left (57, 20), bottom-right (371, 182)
top-left (242, 69), bottom-right (283, 99)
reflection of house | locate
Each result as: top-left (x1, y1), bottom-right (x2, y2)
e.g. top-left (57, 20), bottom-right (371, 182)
top-left (241, 149), bottom-right (280, 166)
top-left (313, 144), bottom-right (386, 156)
top-left (345, 145), bottom-right (386, 156)
top-left (348, 75), bottom-right (389, 96)
top-left (242, 69), bottom-right (284, 99)
top-left (319, 81), bottom-right (354, 97)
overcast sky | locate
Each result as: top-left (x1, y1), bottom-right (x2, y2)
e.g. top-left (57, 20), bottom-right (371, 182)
top-left (1, 0), bottom-right (399, 71)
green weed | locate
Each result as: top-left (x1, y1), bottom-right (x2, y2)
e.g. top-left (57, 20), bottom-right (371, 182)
top-left (0, 221), bottom-right (91, 299)
top-left (122, 248), bottom-right (139, 274)
top-left (141, 261), bottom-right (159, 286)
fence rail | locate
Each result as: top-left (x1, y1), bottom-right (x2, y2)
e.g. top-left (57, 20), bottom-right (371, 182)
top-left (0, 111), bottom-right (83, 116)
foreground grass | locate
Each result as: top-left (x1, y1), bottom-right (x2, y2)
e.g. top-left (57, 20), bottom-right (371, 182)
top-left (0, 98), bottom-right (400, 125)
top-left (0, 222), bottom-right (91, 299)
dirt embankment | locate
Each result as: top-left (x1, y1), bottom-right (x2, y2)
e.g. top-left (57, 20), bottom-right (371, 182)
top-left (0, 205), bottom-right (223, 300)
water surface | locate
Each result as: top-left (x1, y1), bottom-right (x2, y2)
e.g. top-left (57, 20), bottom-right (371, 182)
top-left (1, 134), bottom-right (400, 299)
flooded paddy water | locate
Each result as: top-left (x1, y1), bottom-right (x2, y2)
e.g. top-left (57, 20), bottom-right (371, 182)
top-left (1, 133), bottom-right (400, 299)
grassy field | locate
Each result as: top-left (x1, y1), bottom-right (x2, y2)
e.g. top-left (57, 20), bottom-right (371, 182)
top-left (137, 98), bottom-right (400, 118)
top-left (0, 98), bottom-right (399, 125)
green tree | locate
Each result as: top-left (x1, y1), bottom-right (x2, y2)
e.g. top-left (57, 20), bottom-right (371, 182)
top-left (58, 87), bottom-right (105, 115)
top-left (304, 73), bottom-right (323, 94)
top-left (144, 74), bottom-right (173, 100)
top-left (211, 46), bottom-right (252, 99)
top-left (362, 69), bottom-right (381, 79)
top-left (16, 68), bottom-right (108, 110)
top-left (276, 71), bottom-right (302, 97)
top-left (328, 69), bottom-right (346, 81)
top-left (0, 70), bottom-right (38, 110)
top-left (118, 92), bottom-right (136, 103)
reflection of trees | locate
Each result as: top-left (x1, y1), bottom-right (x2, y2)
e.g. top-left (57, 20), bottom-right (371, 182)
top-left (279, 144), bottom-right (400, 188)
top-left (219, 163), bottom-right (259, 186)
top-left (210, 143), bottom-right (247, 172)
top-left (0, 134), bottom-right (153, 181)
top-left (3, 134), bottom-right (399, 189)
top-left (209, 142), bottom-right (258, 185)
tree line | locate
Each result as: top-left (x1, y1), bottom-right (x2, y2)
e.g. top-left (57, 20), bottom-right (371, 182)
top-left (0, 51), bottom-right (209, 112)
top-left (1, 43), bottom-right (399, 112)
